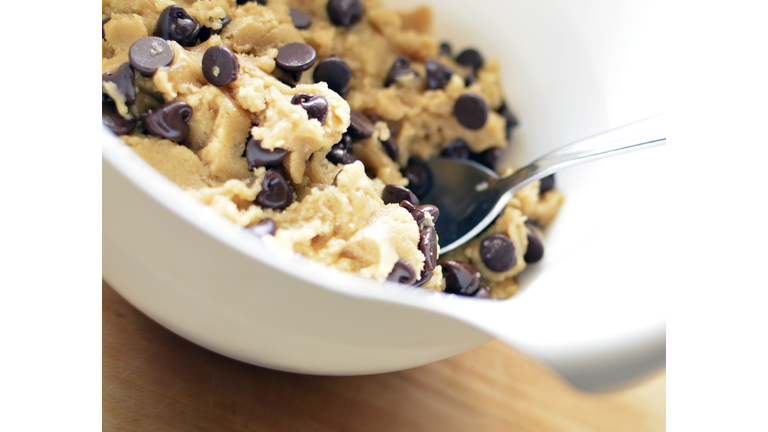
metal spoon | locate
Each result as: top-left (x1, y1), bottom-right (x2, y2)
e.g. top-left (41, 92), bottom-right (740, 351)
top-left (422, 113), bottom-right (666, 253)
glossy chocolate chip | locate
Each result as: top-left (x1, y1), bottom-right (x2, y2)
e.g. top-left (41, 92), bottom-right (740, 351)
top-left (524, 222), bottom-right (545, 264)
top-left (276, 42), bottom-right (317, 73)
top-left (290, 9), bottom-right (312, 29)
top-left (401, 158), bottom-right (432, 199)
top-left (327, 134), bottom-right (356, 165)
top-left (497, 100), bottom-right (519, 141)
top-left (454, 93), bottom-right (488, 130)
top-left (439, 42), bottom-right (452, 57)
top-left (237, 0), bottom-right (266, 4)
top-left (142, 101), bottom-right (193, 143)
top-left (102, 101), bottom-right (137, 135)
top-left (198, 15), bottom-right (231, 43)
top-left (440, 139), bottom-right (470, 159)
top-left (313, 57), bottom-right (351, 94)
top-left (425, 59), bottom-right (454, 90)
top-left (480, 234), bottom-right (516, 272)
top-left (419, 226), bottom-right (438, 271)
top-left (249, 218), bottom-right (277, 237)
top-left (413, 271), bottom-right (433, 287)
top-left (154, 5), bottom-right (200, 47)
top-left (347, 110), bottom-right (375, 141)
top-left (539, 174), bottom-right (555, 195)
top-left (384, 57), bottom-right (416, 87)
top-left (327, 0), bottom-right (364, 27)
top-left (469, 147), bottom-right (503, 170)
top-left (245, 138), bottom-right (288, 169)
top-left (399, 201), bottom-right (438, 225)
top-left (381, 137), bottom-right (399, 161)
top-left (382, 184), bottom-right (418, 206)
top-left (441, 261), bottom-right (481, 296)
top-left (129, 37), bottom-right (175, 76)
top-left (291, 93), bottom-right (328, 124)
top-left (456, 48), bottom-right (484, 71)
top-left (386, 259), bottom-right (417, 285)
top-left (102, 62), bottom-right (136, 105)
top-left (202, 45), bottom-right (239, 87)
top-left (255, 169), bottom-right (294, 210)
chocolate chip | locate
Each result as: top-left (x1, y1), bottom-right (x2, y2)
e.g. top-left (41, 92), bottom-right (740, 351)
top-left (524, 222), bottom-right (545, 263)
top-left (384, 57), bottom-right (417, 87)
top-left (255, 169), bottom-right (294, 210)
top-left (381, 137), bottom-right (399, 161)
top-left (198, 15), bottom-right (231, 43)
top-left (290, 9), bottom-right (312, 29)
top-left (102, 62), bottom-right (136, 105)
top-left (327, 134), bottom-right (356, 165)
top-left (469, 147), bottom-right (503, 170)
top-left (382, 184), bottom-right (418, 206)
top-left (245, 138), bottom-right (288, 169)
top-left (102, 101), bottom-right (137, 135)
top-left (291, 93), bottom-right (328, 124)
top-left (440, 139), bottom-right (470, 159)
top-left (237, 0), bottom-right (266, 4)
top-left (439, 42), bottom-right (452, 57)
top-left (313, 56), bottom-right (351, 95)
top-left (441, 261), bottom-right (481, 296)
top-left (202, 45), bottom-right (239, 87)
top-left (129, 36), bottom-right (175, 76)
top-left (465, 73), bottom-right (477, 87)
top-left (456, 48), bottom-right (484, 71)
top-left (413, 271), bottom-right (433, 287)
top-left (142, 101), bottom-right (193, 143)
top-left (327, 0), bottom-right (364, 27)
top-left (419, 226), bottom-right (438, 271)
top-left (399, 201), bottom-right (439, 225)
top-left (386, 259), bottom-right (417, 285)
top-left (401, 158), bottom-right (432, 199)
top-left (425, 59), bottom-right (453, 90)
top-left (497, 100), bottom-right (519, 141)
top-left (248, 218), bottom-right (277, 237)
top-left (154, 5), bottom-right (200, 47)
top-left (480, 234), bottom-right (516, 272)
top-left (539, 174), bottom-right (555, 195)
top-left (347, 110), bottom-right (375, 141)
top-left (454, 93), bottom-right (488, 130)
top-left (276, 42), bottom-right (317, 73)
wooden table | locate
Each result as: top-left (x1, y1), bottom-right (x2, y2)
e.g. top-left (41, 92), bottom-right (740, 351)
top-left (103, 281), bottom-right (665, 431)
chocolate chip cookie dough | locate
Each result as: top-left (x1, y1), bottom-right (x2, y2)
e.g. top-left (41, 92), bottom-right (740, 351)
top-left (102, 0), bottom-right (564, 299)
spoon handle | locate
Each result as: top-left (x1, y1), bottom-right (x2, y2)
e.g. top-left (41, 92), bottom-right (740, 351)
top-left (497, 113), bottom-right (666, 196)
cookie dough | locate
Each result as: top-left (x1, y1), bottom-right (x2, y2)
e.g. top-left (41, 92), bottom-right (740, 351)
top-left (102, 0), bottom-right (564, 299)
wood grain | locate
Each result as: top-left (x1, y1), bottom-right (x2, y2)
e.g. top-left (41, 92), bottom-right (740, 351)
top-left (102, 280), bottom-right (665, 431)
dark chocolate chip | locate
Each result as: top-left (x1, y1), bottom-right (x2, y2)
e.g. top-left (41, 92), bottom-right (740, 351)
top-left (198, 15), bottom-right (231, 43)
top-left (381, 137), bottom-right (399, 161)
top-left (248, 218), bottom-right (277, 237)
top-left (539, 174), bottom-right (555, 195)
top-left (102, 101), bottom-right (137, 135)
top-left (291, 93), bottom-right (328, 124)
top-left (327, 0), bottom-right (364, 27)
top-left (386, 259), bottom-right (417, 285)
top-left (313, 56), bottom-right (352, 95)
top-left (440, 139), bottom-right (470, 159)
top-left (255, 169), bottom-right (294, 210)
top-left (129, 36), bottom-right (175, 77)
top-left (400, 158), bottom-right (432, 199)
top-left (524, 222), bottom-right (545, 264)
top-left (439, 42), bottom-right (452, 57)
top-left (202, 45), bottom-right (239, 87)
top-left (276, 42), bottom-right (317, 73)
top-left (441, 261), bottom-right (481, 296)
top-left (326, 134), bottom-right (356, 165)
top-left (154, 5), bottom-right (200, 47)
top-left (413, 271), bottom-right (433, 287)
top-left (456, 48), bottom-right (484, 71)
top-left (469, 147), bottom-right (503, 170)
top-left (387, 119), bottom-right (402, 138)
top-left (465, 73), bottom-right (477, 87)
top-left (102, 17), bottom-right (110, 40)
top-left (382, 184), bottom-right (419, 206)
top-left (245, 138), bottom-right (288, 169)
top-left (480, 234), bottom-right (516, 272)
top-left (454, 93), bottom-right (488, 130)
top-left (425, 59), bottom-right (454, 90)
top-left (102, 62), bottom-right (136, 105)
top-left (142, 101), bottom-right (193, 143)
top-left (419, 226), bottom-right (438, 271)
top-left (384, 56), bottom-right (417, 87)
top-left (237, 0), bottom-right (266, 4)
top-left (290, 9), bottom-right (312, 29)
top-left (347, 110), bottom-right (375, 141)
top-left (361, 109), bottom-right (380, 123)
top-left (497, 100), bottom-right (519, 141)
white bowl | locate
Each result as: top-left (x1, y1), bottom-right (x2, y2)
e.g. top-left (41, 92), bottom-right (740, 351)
top-left (103, 0), bottom-right (666, 391)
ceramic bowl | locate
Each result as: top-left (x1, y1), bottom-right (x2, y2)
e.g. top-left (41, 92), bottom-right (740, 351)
top-left (103, 0), bottom-right (666, 391)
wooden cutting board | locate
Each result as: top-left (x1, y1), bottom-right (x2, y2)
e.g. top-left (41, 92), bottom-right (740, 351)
top-left (102, 280), bottom-right (665, 431)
